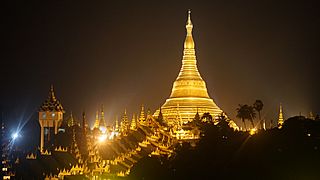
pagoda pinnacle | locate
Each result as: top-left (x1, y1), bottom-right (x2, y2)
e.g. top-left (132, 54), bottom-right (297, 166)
top-left (68, 111), bottom-right (75, 127)
top-left (100, 104), bottom-right (106, 127)
top-left (82, 111), bottom-right (88, 133)
top-left (115, 116), bottom-right (119, 132)
top-left (187, 9), bottom-right (192, 27)
top-left (49, 84), bottom-right (56, 101)
top-left (184, 10), bottom-right (194, 49)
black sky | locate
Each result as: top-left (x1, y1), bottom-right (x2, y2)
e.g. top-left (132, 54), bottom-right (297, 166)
top-left (2, 0), bottom-right (320, 127)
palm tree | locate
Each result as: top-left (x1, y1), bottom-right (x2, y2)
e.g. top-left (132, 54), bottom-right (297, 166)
top-left (236, 104), bottom-right (256, 130)
top-left (217, 113), bottom-right (230, 132)
top-left (248, 105), bottom-right (256, 128)
top-left (236, 104), bottom-right (247, 131)
top-left (253, 100), bottom-right (264, 129)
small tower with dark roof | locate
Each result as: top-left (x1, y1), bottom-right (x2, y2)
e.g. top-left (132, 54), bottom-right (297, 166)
top-left (38, 85), bottom-right (64, 153)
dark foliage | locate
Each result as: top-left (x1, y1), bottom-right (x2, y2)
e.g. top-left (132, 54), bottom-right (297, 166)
top-left (129, 116), bottom-right (320, 180)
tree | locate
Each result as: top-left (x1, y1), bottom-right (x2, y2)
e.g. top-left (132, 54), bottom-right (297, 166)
top-left (217, 113), bottom-right (232, 133)
top-left (237, 104), bottom-right (247, 130)
top-left (248, 106), bottom-right (256, 128)
top-left (236, 104), bottom-right (256, 130)
top-left (253, 100), bottom-right (264, 129)
top-left (201, 112), bottom-right (213, 123)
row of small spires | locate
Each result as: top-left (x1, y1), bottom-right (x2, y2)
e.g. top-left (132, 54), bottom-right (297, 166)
top-left (63, 104), bottom-right (156, 130)
top-left (27, 146), bottom-right (68, 160)
top-left (92, 104), bottom-right (154, 129)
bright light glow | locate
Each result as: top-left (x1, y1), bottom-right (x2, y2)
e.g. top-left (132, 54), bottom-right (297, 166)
top-left (99, 126), bottom-right (107, 133)
top-left (98, 134), bottom-right (107, 143)
top-left (249, 128), bottom-right (257, 135)
top-left (12, 132), bottom-right (19, 140)
top-left (109, 131), bottom-right (119, 140)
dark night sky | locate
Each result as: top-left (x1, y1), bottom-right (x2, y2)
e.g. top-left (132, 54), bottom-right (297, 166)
top-left (2, 0), bottom-right (320, 127)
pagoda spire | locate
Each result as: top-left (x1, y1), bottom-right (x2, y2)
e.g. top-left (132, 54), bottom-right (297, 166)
top-left (278, 103), bottom-right (284, 129)
top-left (130, 114), bottom-right (137, 131)
top-left (173, 9), bottom-right (207, 90)
top-left (71, 113), bottom-right (76, 149)
top-left (93, 111), bottom-right (100, 129)
top-left (121, 109), bottom-right (129, 133)
top-left (184, 9), bottom-right (194, 49)
top-left (115, 116), bottom-right (119, 132)
top-left (68, 111), bottom-right (75, 127)
top-left (82, 111), bottom-right (88, 134)
top-left (100, 104), bottom-right (106, 127)
top-left (194, 107), bottom-right (200, 121)
top-left (49, 84), bottom-right (56, 101)
top-left (139, 104), bottom-right (146, 124)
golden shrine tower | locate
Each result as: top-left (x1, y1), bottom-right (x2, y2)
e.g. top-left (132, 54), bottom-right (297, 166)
top-left (154, 11), bottom-right (223, 124)
top-left (278, 103), bottom-right (284, 129)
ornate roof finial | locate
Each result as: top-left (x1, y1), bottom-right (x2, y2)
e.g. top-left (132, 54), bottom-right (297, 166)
top-left (39, 85), bottom-right (64, 112)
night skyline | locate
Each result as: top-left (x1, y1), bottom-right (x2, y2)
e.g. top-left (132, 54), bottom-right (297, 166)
top-left (3, 1), bottom-right (319, 127)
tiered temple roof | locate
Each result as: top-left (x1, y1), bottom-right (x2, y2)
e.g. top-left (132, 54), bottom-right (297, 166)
top-left (39, 85), bottom-right (64, 112)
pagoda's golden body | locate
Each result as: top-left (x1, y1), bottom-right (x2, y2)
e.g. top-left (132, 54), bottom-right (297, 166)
top-left (154, 11), bottom-right (223, 124)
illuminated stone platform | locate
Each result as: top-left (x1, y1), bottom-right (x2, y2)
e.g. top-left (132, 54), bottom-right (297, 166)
top-left (154, 11), bottom-right (223, 124)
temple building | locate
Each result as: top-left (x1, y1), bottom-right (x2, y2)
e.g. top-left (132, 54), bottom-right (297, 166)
top-left (38, 85), bottom-right (65, 152)
top-left (154, 10), bottom-right (223, 124)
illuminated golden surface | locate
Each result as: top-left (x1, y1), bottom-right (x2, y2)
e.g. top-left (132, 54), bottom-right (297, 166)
top-left (154, 10), bottom-right (222, 123)
top-left (249, 128), bottom-right (257, 135)
top-left (278, 103), bottom-right (284, 129)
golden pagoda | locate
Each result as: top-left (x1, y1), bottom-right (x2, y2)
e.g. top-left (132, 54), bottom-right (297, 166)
top-left (93, 111), bottom-right (100, 129)
top-left (154, 10), bottom-right (223, 124)
top-left (278, 103), bottom-right (284, 129)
